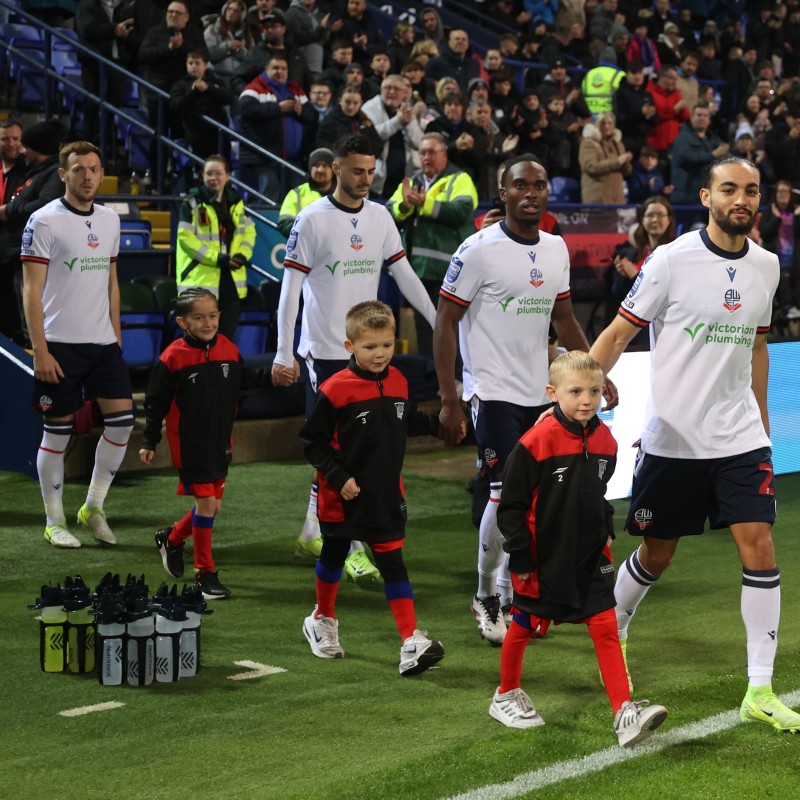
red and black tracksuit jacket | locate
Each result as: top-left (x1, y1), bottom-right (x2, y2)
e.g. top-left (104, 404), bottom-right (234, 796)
top-left (300, 357), bottom-right (439, 542)
top-left (497, 405), bottom-right (618, 622)
top-left (142, 333), bottom-right (247, 484)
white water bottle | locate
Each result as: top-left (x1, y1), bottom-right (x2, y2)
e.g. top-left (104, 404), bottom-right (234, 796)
top-left (125, 602), bottom-right (155, 687)
top-left (95, 596), bottom-right (125, 686)
top-left (177, 584), bottom-right (212, 678)
top-left (155, 603), bottom-right (185, 683)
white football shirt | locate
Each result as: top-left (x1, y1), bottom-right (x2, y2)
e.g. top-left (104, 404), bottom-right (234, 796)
top-left (283, 195), bottom-right (405, 360)
top-left (618, 229), bottom-right (778, 458)
top-left (22, 198), bottom-right (120, 345)
top-left (440, 222), bottom-right (571, 407)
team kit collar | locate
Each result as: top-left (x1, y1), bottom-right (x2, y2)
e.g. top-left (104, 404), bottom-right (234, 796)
top-left (347, 355), bottom-right (389, 382)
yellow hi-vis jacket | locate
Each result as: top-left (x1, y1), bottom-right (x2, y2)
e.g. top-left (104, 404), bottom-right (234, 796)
top-left (177, 184), bottom-right (255, 299)
top-left (581, 64), bottom-right (625, 115)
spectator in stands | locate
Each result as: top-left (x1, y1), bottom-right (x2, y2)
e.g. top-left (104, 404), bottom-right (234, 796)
top-left (611, 194), bottom-right (676, 310)
top-left (75, 0), bottom-right (137, 145)
top-left (731, 131), bottom-right (772, 185)
top-left (646, 0), bottom-right (677, 40)
top-left (330, 0), bottom-right (384, 67)
top-left (613, 61), bottom-right (657, 157)
top-left (537, 23), bottom-right (575, 70)
top-left (627, 20), bottom-right (660, 78)
top-left (535, 58), bottom-right (591, 119)
top-left (541, 95), bottom-right (582, 178)
top-left (361, 74), bottom-right (425, 199)
top-left (0, 120), bottom-right (26, 343)
top-left (368, 49), bottom-right (393, 87)
top-left (489, 0), bottom-right (532, 34)
top-left (746, 2), bottom-right (784, 63)
top-left (245, 0), bottom-right (278, 43)
top-left (766, 111), bottom-right (800, 185)
top-left (598, 23), bottom-right (630, 69)
top-left (578, 111), bottom-right (633, 204)
top-left (512, 90), bottom-right (550, 165)
top-left (675, 51), bottom-right (701, 111)
top-left (402, 61), bottom-right (436, 107)
top-left (316, 86), bottom-right (383, 153)
top-left (524, 0), bottom-right (556, 27)
top-left (203, 0), bottom-right (254, 82)
top-left (238, 54), bottom-right (308, 201)
top-left (320, 38), bottom-right (355, 92)
top-left (724, 45), bottom-right (759, 112)
top-left (138, 1), bottom-right (208, 97)
top-left (386, 131), bottom-right (478, 357)
top-left (759, 179), bottom-right (800, 320)
top-left (589, 0), bottom-right (622, 45)
top-left (301, 79), bottom-right (334, 156)
top-left (735, 93), bottom-right (773, 151)
top-left (753, 76), bottom-right (780, 114)
top-left (489, 68), bottom-right (520, 133)
top-left (0, 120), bottom-right (66, 347)
top-left (655, 21), bottom-right (686, 68)
top-left (342, 62), bottom-right (378, 102)
top-left (232, 12), bottom-right (311, 93)
top-left (626, 145), bottom-right (670, 204)
top-left (284, 0), bottom-right (331, 78)
top-left (277, 147), bottom-right (335, 236)
top-left (646, 65), bottom-right (690, 153)
top-left (419, 7), bottom-right (445, 47)
top-left (425, 29), bottom-right (483, 96)
top-left (696, 37), bottom-right (723, 82)
top-left (170, 52), bottom-right (233, 159)
top-left (410, 39), bottom-right (440, 69)
top-left (386, 22), bottom-right (416, 73)
top-left (425, 91), bottom-right (468, 139)
top-left (177, 154), bottom-right (255, 341)
top-left (484, 49), bottom-right (505, 74)
top-left (466, 99), bottom-right (519, 199)
top-left (670, 104), bottom-right (729, 207)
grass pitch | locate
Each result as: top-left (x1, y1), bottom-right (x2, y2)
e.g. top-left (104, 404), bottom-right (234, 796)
top-left (2, 456), bottom-right (800, 800)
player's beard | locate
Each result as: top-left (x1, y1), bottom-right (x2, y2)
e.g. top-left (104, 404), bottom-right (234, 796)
top-left (710, 204), bottom-right (756, 236)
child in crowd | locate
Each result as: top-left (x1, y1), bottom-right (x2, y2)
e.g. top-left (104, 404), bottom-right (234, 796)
top-left (139, 288), bottom-right (264, 600)
top-left (300, 300), bottom-right (457, 676)
top-left (491, 352), bottom-right (668, 747)
top-left (626, 145), bottom-right (670, 204)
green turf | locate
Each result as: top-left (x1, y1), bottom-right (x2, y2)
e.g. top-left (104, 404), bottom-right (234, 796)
top-left (2, 462), bottom-right (800, 800)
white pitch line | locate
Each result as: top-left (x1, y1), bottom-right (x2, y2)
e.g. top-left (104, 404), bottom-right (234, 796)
top-left (59, 701), bottom-right (125, 718)
top-left (442, 690), bottom-right (800, 800)
top-left (227, 660), bottom-right (287, 681)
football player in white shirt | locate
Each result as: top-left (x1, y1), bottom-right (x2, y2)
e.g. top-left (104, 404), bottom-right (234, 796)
top-left (271, 132), bottom-right (450, 586)
top-left (22, 142), bottom-right (134, 550)
top-left (590, 156), bottom-right (800, 732)
top-left (434, 157), bottom-right (618, 646)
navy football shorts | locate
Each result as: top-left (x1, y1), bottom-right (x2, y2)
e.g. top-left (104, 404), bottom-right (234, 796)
top-left (471, 398), bottom-right (553, 480)
top-left (625, 446), bottom-right (776, 538)
top-left (302, 356), bottom-right (348, 417)
top-left (33, 342), bottom-right (132, 418)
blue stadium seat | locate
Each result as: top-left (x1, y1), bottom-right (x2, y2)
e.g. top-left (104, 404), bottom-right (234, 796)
top-left (120, 231), bottom-right (151, 250)
top-left (549, 176), bottom-right (581, 203)
top-left (233, 310), bottom-right (271, 355)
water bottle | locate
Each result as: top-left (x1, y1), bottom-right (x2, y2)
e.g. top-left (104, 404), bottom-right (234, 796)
top-left (130, 171), bottom-right (140, 196)
top-left (155, 600), bottom-right (186, 683)
top-left (64, 575), bottom-right (95, 674)
top-left (176, 584), bottom-right (213, 678)
top-left (31, 584), bottom-right (67, 673)
top-left (94, 594), bottom-right (125, 686)
top-left (143, 169), bottom-right (153, 195)
top-left (124, 597), bottom-right (155, 687)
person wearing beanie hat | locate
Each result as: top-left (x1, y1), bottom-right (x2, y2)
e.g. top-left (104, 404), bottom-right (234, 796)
top-left (0, 120), bottom-right (68, 347)
top-left (277, 147), bottom-right (336, 236)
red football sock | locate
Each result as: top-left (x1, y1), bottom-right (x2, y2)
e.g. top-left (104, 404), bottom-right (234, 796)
top-left (387, 597), bottom-right (417, 641)
top-left (315, 577), bottom-right (339, 619)
top-left (588, 608), bottom-right (630, 713)
top-left (499, 618), bottom-right (533, 694)
top-left (170, 509), bottom-right (194, 545)
top-left (192, 513), bottom-right (215, 570)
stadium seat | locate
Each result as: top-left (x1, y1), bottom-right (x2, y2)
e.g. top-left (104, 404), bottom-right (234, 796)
top-left (549, 176), bottom-right (581, 203)
top-left (120, 231), bottom-right (151, 250)
top-left (233, 309), bottom-right (271, 355)
top-left (119, 281), bottom-right (164, 367)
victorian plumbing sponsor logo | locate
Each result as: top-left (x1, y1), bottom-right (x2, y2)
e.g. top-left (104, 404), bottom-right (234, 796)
top-left (498, 295), bottom-right (554, 315)
top-left (683, 321), bottom-right (756, 346)
top-left (324, 259), bottom-right (378, 277)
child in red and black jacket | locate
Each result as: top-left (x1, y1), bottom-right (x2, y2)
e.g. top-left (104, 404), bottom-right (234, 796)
top-left (491, 351), bottom-right (669, 747)
top-left (139, 288), bottom-right (265, 601)
top-left (299, 300), bottom-right (462, 676)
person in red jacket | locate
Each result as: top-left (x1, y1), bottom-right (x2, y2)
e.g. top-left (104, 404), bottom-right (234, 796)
top-left (299, 300), bottom-right (461, 676)
top-left (490, 351), bottom-right (668, 747)
top-left (139, 288), bottom-right (266, 600)
top-left (645, 66), bottom-right (690, 153)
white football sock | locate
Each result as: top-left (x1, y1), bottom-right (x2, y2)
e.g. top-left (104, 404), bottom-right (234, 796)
top-left (614, 546), bottom-right (659, 639)
top-left (741, 567), bottom-right (780, 686)
top-left (476, 483), bottom-right (503, 598)
top-left (299, 482), bottom-right (321, 542)
top-left (86, 410), bottom-right (133, 509)
top-left (38, 422), bottom-right (72, 526)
